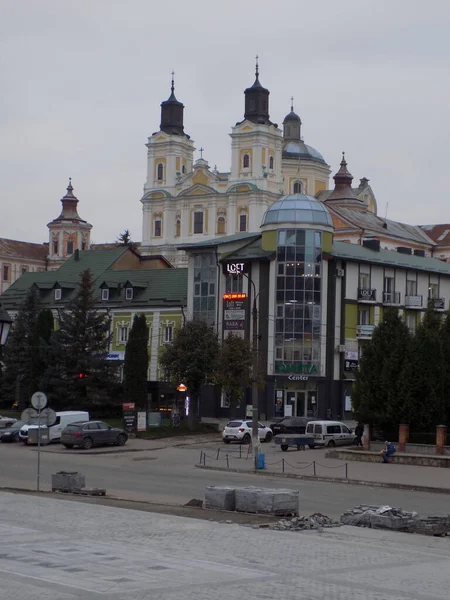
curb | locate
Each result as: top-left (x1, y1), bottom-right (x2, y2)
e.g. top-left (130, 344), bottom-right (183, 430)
top-left (194, 464), bottom-right (450, 495)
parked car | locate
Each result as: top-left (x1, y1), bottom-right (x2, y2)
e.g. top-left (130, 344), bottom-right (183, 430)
top-left (222, 420), bottom-right (273, 444)
top-left (0, 415), bottom-right (17, 429)
top-left (0, 419), bottom-right (26, 443)
top-left (19, 411), bottom-right (90, 444)
top-left (60, 421), bottom-right (128, 449)
top-left (305, 421), bottom-right (354, 447)
top-left (270, 416), bottom-right (311, 436)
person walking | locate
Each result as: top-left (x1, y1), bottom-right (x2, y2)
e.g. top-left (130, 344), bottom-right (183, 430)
top-left (354, 422), bottom-right (364, 447)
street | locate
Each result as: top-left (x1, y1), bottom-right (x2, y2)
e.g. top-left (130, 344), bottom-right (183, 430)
top-left (1, 437), bottom-right (450, 520)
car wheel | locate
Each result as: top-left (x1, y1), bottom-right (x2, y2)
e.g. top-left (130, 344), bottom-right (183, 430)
top-left (242, 433), bottom-right (251, 444)
top-left (115, 434), bottom-right (127, 446)
top-left (13, 432), bottom-right (20, 442)
top-left (265, 432), bottom-right (273, 443)
top-left (223, 439), bottom-right (231, 444)
top-left (63, 444), bottom-right (74, 449)
top-left (308, 444), bottom-right (315, 449)
top-left (281, 445), bottom-right (289, 452)
top-left (327, 440), bottom-right (336, 448)
top-left (82, 437), bottom-right (93, 450)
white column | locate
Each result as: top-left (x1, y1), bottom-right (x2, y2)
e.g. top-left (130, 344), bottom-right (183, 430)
top-left (149, 311), bottom-right (161, 381)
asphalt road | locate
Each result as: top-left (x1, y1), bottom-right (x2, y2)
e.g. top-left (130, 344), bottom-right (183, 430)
top-left (1, 439), bottom-right (449, 520)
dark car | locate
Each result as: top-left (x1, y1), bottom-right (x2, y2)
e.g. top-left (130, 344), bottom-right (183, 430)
top-left (60, 421), bottom-right (128, 450)
top-left (270, 416), bottom-right (311, 436)
top-left (0, 420), bottom-right (26, 443)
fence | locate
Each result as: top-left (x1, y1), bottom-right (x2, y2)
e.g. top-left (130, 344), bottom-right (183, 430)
top-left (198, 448), bottom-right (349, 479)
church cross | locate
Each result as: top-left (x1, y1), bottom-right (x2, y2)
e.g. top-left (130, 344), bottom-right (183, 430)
top-left (199, 147), bottom-right (204, 159)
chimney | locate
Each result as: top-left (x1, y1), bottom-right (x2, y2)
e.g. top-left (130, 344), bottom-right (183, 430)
top-left (397, 247), bottom-right (412, 255)
top-left (362, 239), bottom-right (380, 252)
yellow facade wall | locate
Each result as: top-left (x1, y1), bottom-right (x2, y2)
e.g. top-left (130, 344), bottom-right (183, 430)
top-left (345, 303), bottom-right (358, 339)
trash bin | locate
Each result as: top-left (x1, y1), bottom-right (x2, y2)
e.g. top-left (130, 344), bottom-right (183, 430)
top-left (28, 427), bottom-right (49, 445)
top-left (256, 453), bottom-right (265, 470)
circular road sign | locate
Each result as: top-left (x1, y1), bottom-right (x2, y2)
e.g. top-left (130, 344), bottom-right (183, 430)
top-left (31, 392), bottom-right (47, 410)
top-left (39, 407), bottom-right (57, 426)
top-left (21, 408), bottom-right (39, 425)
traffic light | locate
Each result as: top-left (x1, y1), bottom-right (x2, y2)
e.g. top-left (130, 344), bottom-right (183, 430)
top-left (78, 372), bottom-right (88, 379)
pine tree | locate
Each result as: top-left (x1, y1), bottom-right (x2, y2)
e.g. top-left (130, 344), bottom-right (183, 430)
top-left (117, 229), bottom-right (132, 246)
top-left (216, 333), bottom-right (252, 416)
top-left (352, 308), bottom-right (412, 430)
top-left (123, 315), bottom-right (149, 408)
top-left (160, 320), bottom-right (219, 429)
top-left (1, 289), bottom-right (40, 409)
top-left (29, 309), bottom-right (54, 395)
top-left (440, 310), bottom-right (450, 425)
top-left (49, 269), bottom-right (115, 410)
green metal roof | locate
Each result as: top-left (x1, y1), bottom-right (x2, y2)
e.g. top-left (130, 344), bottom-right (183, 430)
top-left (220, 236), bottom-right (274, 261)
top-left (332, 241), bottom-right (450, 275)
top-left (55, 247), bottom-right (130, 280)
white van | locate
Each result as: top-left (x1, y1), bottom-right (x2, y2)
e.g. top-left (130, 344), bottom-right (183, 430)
top-left (19, 411), bottom-right (90, 444)
top-left (306, 421), bottom-right (354, 447)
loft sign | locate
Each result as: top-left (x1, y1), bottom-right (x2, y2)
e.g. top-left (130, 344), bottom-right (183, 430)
top-left (275, 362), bottom-right (318, 375)
top-left (223, 262), bottom-right (249, 275)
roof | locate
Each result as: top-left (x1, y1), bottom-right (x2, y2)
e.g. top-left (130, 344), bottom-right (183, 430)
top-left (282, 141), bottom-right (326, 164)
top-left (54, 247), bottom-right (130, 280)
top-left (420, 224), bottom-right (450, 246)
top-left (0, 238), bottom-right (47, 262)
top-left (328, 205), bottom-right (434, 246)
top-left (220, 236), bottom-right (274, 261)
top-left (332, 241), bottom-right (450, 275)
top-left (262, 194), bottom-right (334, 227)
top-left (177, 232), bottom-right (259, 250)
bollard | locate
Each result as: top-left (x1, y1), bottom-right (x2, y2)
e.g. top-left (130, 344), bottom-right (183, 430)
top-left (282, 459), bottom-right (285, 473)
top-left (345, 463), bottom-right (348, 479)
top-left (226, 454), bottom-right (229, 469)
top-left (199, 451), bottom-right (203, 464)
top-left (239, 445), bottom-right (242, 459)
top-left (398, 423), bottom-right (409, 452)
top-left (436, 425), bottom-right (448, 455)
top-left (203, 452), bottom-right (206, 466)
top-left (216, 447), bottom-right (220, 460)
top-left (313, 461), bottom-right (316, 476)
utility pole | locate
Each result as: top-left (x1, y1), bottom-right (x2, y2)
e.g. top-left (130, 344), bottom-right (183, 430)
top-left (251, 289), bottom-right (259, 470)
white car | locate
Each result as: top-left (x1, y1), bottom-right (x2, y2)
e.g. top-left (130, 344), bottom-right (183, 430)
top-left (222, 420), bottom-right (273, 444)
top-left (0, 415), bottom-right (17, 429)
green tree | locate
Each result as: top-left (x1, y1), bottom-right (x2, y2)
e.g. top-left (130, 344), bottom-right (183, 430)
top-left (160, 320), bottom-right (219, 429)
top-left (400, 306), bottom-right (444, 429)
top-left (216, 333), bottom-right (252, 416)
top-left (1, 289), bottom-right (40, 409)
top-left (352, 308), bottom-right (412, 429)
top-left (29, 309), bottom-right (54, 395)
top-left (440, 310), bottom-right (450, 425)
top-left (123, 315), bottom-right (149, 408)
top-left (117, 229), bottom-right (132, 246)
top-left (48, 269), bottom-right (116, 410)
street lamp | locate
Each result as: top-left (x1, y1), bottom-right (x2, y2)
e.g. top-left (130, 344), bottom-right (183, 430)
top-left (0, 303), bottom-right (12, 347)
top-left (243, 274), bottom-right (260, 469)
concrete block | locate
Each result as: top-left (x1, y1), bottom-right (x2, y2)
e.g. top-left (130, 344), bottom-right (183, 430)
top-left (256, 489), bottom-right (299, 516)
top-left (204, 486), bottom-right (236, 511)
top-left (51, 471), bottom-right (85, 491)
top-left (235, 487), bottom-right (262, 513)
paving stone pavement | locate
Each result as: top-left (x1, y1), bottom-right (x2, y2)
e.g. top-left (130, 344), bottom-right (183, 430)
top-left (1, 491), bottom-right (450, 600)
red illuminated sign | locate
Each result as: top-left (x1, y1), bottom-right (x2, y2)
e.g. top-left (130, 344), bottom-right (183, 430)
top-left (222, 293), bottom-right (247, 300)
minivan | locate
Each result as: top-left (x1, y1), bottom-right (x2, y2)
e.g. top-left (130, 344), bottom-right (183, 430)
top-left (19, 411), bottom-right (90, 444)
top-left (306, 421), bottom-right (354, 447)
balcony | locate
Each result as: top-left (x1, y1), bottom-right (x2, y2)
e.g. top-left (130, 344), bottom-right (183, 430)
top-left (357, 288), bottom-right (376, 302)
top-left (356, 324), bottom-right (375, 339)
top-left (429, 297), bottom-right (445, 311)
top-left (405, 295), bottom-right (423, 308)
top-left (383, 291), bottom-right (401, 305)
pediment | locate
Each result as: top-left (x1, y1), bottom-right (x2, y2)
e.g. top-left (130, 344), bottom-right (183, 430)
top-left (180, 184), bottom-right (217, 197)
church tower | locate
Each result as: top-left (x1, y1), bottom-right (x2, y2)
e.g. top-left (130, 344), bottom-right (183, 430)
top-left (47, 179), bottom-right (92, 269)
top-left (229, 58), bottom-right (283, 197)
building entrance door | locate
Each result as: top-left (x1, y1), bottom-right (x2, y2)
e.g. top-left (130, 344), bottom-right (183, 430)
top-left (285, 391), bottom-right (307, 417)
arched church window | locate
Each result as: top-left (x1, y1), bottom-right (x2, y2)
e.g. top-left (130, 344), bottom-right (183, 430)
top-left (243, 154), bottom-right (250, 169)
top-left (175, 220), bottom-right (181, 237)
top-left (157, 163), bottom-right (164, 181)
top-left (217, 217), bottom-right (226, 234)
top-left (293, 181), bottom-right (302, 194)
top-left (67, 240), bottom-right (74, 255)
top-left (239, 214), bottom-right (247, 232)
top-left (269, 156), bottom-right (274, 170)
top-left (53, 240), bottom-right (59, 255)
top-left (154, 219), bottom-right (162, 237)
top-left (182, 165), bottom-right (186, 174)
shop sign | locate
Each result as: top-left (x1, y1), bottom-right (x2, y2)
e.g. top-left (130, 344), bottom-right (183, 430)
top-left (223, 294), bottom-right (247, 332)
top-left (225, 320), bottom-right (245, 330)
top-left (275, 362), bottom-right (318, 375)
top-left (107, 351), bottom-right (125, 360)
top-left (287, 375), bottom-right (309, 381)
top-left (122, 402), bottom-right (137, 434)
top-left (223, 262), bottom-right (249, 275)
top-left (344, 359), bottom-right (359, 372)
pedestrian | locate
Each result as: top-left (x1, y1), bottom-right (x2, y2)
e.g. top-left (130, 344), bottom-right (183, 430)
top-left (381, 441), bottom-right (396, 463)
top-left (354, 422), bottom-right (364, 447)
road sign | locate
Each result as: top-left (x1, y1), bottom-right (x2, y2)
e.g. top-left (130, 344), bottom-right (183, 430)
top-left (31, 392), bottom-right (47, 410)
top-left (39, 408), bottom-right (57, 426)
top-left (21, 408), bottom-right (39, 424)
top-left (21, 407), bottom-right (56, 426)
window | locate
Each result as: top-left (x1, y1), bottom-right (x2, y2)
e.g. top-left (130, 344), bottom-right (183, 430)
top-left (406, 278), bottom-right (417, 296)
top-left (101, 289), bottom-right (109, 301)
top-left (118, 326), bottom-right (129, 343)
top-left (429, 283), bottom-right (439, 299)
top-left (154, 219), bottom-right (162, 237)
top-left (81, 239), bottom-right (87, 250)
top-left (164, 326), bottom-right (173, 343)
top-left (67, 240), bottom-right (74, 255)
top-left (193, 253), bottom-right (216, 326)
top-left (269, 156), bottom-right (274, 170)
top-left (406, 313), bottom-right (416, 334)
top-left (125, 287), bottom-right (133, 300)
top-left (193, 211), bottom-right (204, 234)
top-left (326, 425), bottom-right (341, 434)
top-left (225, 274), bottom-right (243, 293)
top-left (359, 272), bottom-right (370, 289)
top-left (182, 165), bottom-right (186, 174)
top-left (53, 241), bottom-right (59, 254)
top-left (2, 265), bottom-right (9, 281)
top-left (293, 181), bottom-right (302, 194)
top-left (242, 154), bottom-right (250, 168)
top-left (54, 288), bottom-right (62, 301)
top-left (314, 424), bottom-right (322, 434)
top-left (217, 216), bottom-right (226, 234)
top-left (239, 214), bottom-right (247, 232)
top-left (157, 163), bottom-right (164, 181)
top-left (175, 219), bottom-right (181, 237)
top-left (384, 277), bottom-right (394, 292)
top-left (21, 265), bottom-right (28, 274)
top-left (358, 309), bottom-right (369, 325)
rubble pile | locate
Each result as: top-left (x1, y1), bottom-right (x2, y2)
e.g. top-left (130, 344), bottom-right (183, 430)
top-left (271, 513), bottom-right (341, 531)
top-left (341, 505), bottom-right (450, 536)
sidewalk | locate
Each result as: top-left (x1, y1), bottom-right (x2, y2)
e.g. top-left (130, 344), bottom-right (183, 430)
top-left (197, 445), bottom-right (450, 493)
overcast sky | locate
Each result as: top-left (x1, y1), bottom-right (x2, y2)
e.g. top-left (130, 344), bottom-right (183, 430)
top-left (1, 0), bottom-right (449, 245)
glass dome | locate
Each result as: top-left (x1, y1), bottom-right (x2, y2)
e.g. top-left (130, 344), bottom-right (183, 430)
top-left (261, 194), bottom-right (334, 227)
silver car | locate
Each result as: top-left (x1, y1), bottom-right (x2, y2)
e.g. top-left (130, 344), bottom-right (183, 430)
top-left (0, 415), bottom-right (17, 429)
